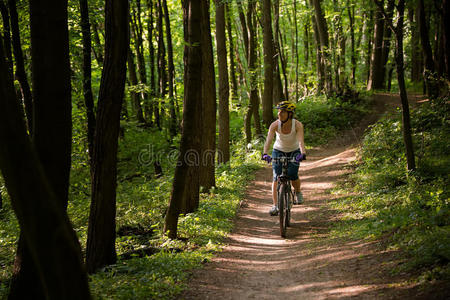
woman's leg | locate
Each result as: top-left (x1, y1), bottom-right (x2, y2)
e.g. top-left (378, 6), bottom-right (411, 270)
top-left (292, 178), bottom-right (301, 192)
top-left (272, 180), bottom-right (278, 206)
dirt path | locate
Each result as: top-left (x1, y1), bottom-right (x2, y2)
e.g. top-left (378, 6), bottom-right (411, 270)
top-left (181, 94), bottom-right (443, 299)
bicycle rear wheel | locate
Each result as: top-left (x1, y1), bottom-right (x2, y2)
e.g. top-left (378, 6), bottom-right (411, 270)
top-left (286, 189), bottom-right (292, 227)
top-left (278, 184), bottom-right (288, 238)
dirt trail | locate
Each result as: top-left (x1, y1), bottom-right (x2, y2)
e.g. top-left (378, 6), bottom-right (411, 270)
top-left (181, 94), bottom-right (442, 299)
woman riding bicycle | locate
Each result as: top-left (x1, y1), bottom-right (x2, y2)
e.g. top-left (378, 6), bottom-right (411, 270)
top-left (262, 101), bottom-right (307, 216)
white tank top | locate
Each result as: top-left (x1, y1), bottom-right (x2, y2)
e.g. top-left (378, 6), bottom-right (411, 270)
top-left (273, 119), bottom-right (299, 153)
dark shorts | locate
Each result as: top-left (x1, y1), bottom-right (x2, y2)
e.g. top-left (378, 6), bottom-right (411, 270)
top-left (272, 148), bottom-right (301, 181)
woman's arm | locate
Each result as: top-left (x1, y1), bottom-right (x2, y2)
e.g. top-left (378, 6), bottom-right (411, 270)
top-left (263, 122), bottom-right (276, 154)
top-left (296, 121), bottom-right (306, 154)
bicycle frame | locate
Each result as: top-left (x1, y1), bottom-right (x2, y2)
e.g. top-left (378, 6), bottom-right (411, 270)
top-left (273, 157), bottom-right (296, 237)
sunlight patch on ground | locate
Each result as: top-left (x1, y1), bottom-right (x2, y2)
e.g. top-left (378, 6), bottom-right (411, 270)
top-left (324, 284), bottom-right (379, 296)
top-left (280, 281), bottom-right (335, 293)
top-left (302, 182), bottom-right (334, 189)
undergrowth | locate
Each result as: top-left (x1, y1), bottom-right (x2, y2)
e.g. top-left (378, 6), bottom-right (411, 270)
top-left (297, 92), bottom-right (372, 146)
top-left (331, 96), bottom-right (450, 282)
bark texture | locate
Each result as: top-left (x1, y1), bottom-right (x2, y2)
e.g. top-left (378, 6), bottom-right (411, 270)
top-left (216, 0), bottom-right (230, 164)
top-left (164, 0), bottom-right (202, 238)
top-left (86, 0), bottom-right (129, 274)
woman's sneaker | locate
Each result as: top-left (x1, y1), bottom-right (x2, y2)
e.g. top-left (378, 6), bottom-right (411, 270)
top-left (269, 205), bottom-right (279, 216)
top-left (294, 191), bottom-right (304, 204)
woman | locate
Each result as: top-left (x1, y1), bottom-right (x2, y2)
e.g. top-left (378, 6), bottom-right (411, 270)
top-left (262, 101), bottom-right (307, 216)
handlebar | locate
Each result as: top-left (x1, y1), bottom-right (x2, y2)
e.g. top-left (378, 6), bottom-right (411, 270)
top-left (271, 157), bottom-right (298, 164)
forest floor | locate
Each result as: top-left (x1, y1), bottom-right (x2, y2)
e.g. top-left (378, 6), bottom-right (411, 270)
top-left (181, 93), bottom-right (449, 300)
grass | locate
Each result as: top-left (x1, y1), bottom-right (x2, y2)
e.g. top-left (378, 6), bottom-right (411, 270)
top-left (330, 95), bottom-right (450, 282)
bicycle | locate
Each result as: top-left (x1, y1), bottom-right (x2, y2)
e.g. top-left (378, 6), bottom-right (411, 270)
top-left (272, 156), bottom-right (297, 238)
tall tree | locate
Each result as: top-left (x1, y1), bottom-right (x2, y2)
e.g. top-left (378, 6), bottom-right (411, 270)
top-left (409, 7), bottom-right (422, 83)
top-left (226, 3), bottom-right (238, 101)
top-left (216, 0), bottom-right (230, 164)
top-left (86, 0), bottom-right (129, 273)
top-left (156, 0), bottom-right (166, 129)
top-left (418, 0), bottom-right (437, 97)
top-left (91, 19), bottom-right (104, 66)
top-left (199, 0), bottom-right (216, 190)
top-left (8, 0), bottom-right (33, 132)
top-left (244, 0), bottom-right (262, 143)
top-left (348, 0), bottom-right (356, 85)
top-left (7, 0), bottom-right (90, 297)
top-left (392, 0), bottom-right (415, 170)
top-left (164, 0), bottom-right (203, 239)
top-left (293, 0), bottom-right (299, 98)
top-left (272, 0), bottom-right (284, 102)
top-left (0, 38), bottom-right (91, 299)
top-left (443, 0), bottom-right (450, 79)
top-left (310, 2), bottom-right (324, 91)
top-left (147, 0), bottom-right (156, 125)
top-left (79, 0), bottom-right (97, 163)
top-left (162, 0), bottom-right (177, 136)
top-left (367, 0), bottom-right (385, 90)
top-left (131, 0), bottom-right (150, 124)
top-left (262, 0), bottom-right (274, 128)
top-left (311, 0), bottom-right (332, 94)
top-left (127, 48), bottom-right (146, 124)
top-left (0, 0), bottom-right (13, 77)
top-left (376, 0), bottom-right (415, 170)
top-left (380, 0), bottom-right (394, 89)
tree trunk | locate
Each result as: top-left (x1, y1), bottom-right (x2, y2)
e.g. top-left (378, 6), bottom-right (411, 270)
top-left (293, 0), bottom-right (299, 99)
top-left (236, 0), bottom-right (249, 62)
top-left (0, 1), bottom-right (13, 77)
top-left (433, 14), bottom-right (444, 78)
top-left (277, 28), bottom-right (289, 101)
top-left (311, 12), bottom-right (324, 92)
top-left (164, 0), bottom-right (202, 239)
top-left (304, 0), bottom-right (310, 69)
top-left (443, 0), bottom-right (450, 79)
top-left (387, 62), bottom-right (394, 91)
top-left (156, 0), bottom-right (166, 129)
top-left (272, 0), bottom-right (284, 102)
top-left (381, 0), bottom-right (395, 89)
top-left (8, 0), bottom-right (33, 132)
top-left (367, 0), bottom-right (385, 90)
top-left (418, 0), bottom-right (437, 98)
top-left (127, 49), bottom-right (146, 124)
top-left (162, 0), bottom-right (177, 136)
top-left (4, 0), bottom-right (91, 297)
top-left (147, 0), bottom-right (155, 126)
top-left (311, 0), bottom-right (332, 94)
top-left (91, 20), bottom-right (104, 66)
top-left (79, 0), bottom-right (96, 164)
top-left (216, 0), bottom-right (230, 164)
top-left (199, 0), bottom-right (216, 191)
top-left (393, 0), bottom-right (415, 171)
top-left (86, 0), bottom-right (129, 274)
top-left (240, 0), bottom-right (251, 143)
top-left (409, 7), bottom-right (422, 82)
top-left (246, 1), bottom-right (261, 142)
top-left (262, 0), bottom-right (274, 128)
top-left (132, 0), bottom-right (150, 125)
top-left (348, 0), bottom-right (356, 85)
top-left (0, 40), bottom-right (91, 300)
top-left (364, 9), bottom-right (374, 84)
top-left (226, 3), bottom-right (238, 101)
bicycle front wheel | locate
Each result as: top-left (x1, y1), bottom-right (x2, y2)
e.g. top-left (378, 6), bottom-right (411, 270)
top-left (278, 184), bottom-right (288, 238)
